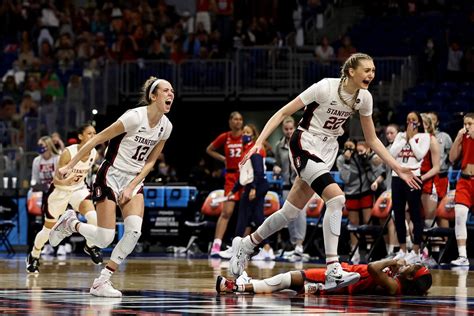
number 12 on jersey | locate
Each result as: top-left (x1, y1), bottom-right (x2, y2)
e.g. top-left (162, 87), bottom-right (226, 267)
top-left (132, 145), bottom-right (150, 161)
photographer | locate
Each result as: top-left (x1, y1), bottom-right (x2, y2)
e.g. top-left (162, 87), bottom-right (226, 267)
top-left (336, 139), bottom-right (377, 263)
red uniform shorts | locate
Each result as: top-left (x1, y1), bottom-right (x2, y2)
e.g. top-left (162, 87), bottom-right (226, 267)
top-left (434, 175), bottom-right (449, 200)
top-left (454, 176), bottom-right (474, 208)
top-left (224, 172), bottom-right (240, 201)
top-left (346, 192), bottom-right (374, 211)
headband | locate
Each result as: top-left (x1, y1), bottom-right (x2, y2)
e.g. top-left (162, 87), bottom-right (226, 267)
top-left (413, 266), bottom-right (430, 280)
top-left (148, 79), bottom-right (162, 101)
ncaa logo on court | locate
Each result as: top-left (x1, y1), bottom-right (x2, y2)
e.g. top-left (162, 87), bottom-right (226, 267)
top-left (295, 156), bottom-right (301, 168)
top-left (95, 187), bottom-right (102, 198)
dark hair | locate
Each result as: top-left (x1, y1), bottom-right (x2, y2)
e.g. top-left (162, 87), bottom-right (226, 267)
top-left (77, 122), bottom-right (94, 136)
top-left (229, 111), bottom-right (242, 120)
top-left (402, 274), bottom-right (432, 296)
top-left (407, 111), bottom-right (425, 133)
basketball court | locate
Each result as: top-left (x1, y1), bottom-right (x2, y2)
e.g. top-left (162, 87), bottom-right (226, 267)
top-left (0, 254), bottom-right (473, 314)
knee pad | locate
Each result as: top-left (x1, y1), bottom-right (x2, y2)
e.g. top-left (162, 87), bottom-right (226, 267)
top-left (95, 227), bottom-right (116, 248)
top-left (455, 204), bottom-right (469, 240)
top-left (281, 201), bottom-right (301, 222)
top-left (84, 210), bottom-right (97, 226)
top-left (256, 201), bottom-right (301, 240)
top-left (111, 215), bottom-right (143, 265)
top-left (324, 195), bottom-right (345, 236)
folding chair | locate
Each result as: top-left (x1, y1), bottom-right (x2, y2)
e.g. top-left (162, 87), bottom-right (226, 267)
top-left (264, 191), bottom-right (280, 217)
top-left (0, 199), bottom-right (17, 255)
top-left (423, 190), bottom-right (456, 264)
top-left (182, 189), bottom-right (226, 254)
top-left (346, 190), bottom-right (393, 262)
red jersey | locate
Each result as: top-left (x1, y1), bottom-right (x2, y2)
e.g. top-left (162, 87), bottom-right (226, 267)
top-left (211, 131), bottom-right (243, 171)
top-left (461, 134), bottom-right (474, 170)
top-left (421, 149), bottom-right (432, 174)
top-left (303, 263), bottom-right (401, 295)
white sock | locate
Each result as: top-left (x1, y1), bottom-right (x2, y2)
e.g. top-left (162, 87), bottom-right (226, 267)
top-left (213, 239), bottom-right (222, 247)
top-left (100, 267), bottom-right (114, 280)
top-left (458, 245), bottom-right (467, 258)
top-left (32, 226), bottom-right (51, 258)
top-left (250, 272), bottom-right (292, 293)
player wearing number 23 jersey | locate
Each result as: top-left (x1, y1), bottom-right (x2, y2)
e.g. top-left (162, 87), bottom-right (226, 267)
top-left (94, 105), bottom-right (172, 202)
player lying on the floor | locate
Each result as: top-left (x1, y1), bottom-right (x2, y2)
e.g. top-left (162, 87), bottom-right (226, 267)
top-left (217, 258), bottom-right (432, 295)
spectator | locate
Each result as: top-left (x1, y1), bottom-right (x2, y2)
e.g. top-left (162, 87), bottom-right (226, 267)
top-left (40, 70), bottom-right (64, 99)
top-left (449, 113), bottom-right (474, 267)
top-left (390, 112), bottom-right (430, 263)
top-left (336, 139), bottom-right (376, 263)
top-left (315, 36), bottom-right (335, 65)
top-left (24, 75), bottom-right (42, 103)
top-left (420, 38), bottom-right (438, 82)
top-left (2, 75), bottom-right (22, 104)
top-left (446, 40), bottom-right (463, 82)
top-left (0, 98), bottom-right (18, 147)
top-left (196, 0), bottom-right (214, 34)
top-left (51, 132), bottom-right (65, 153)
top-left (273, 116), bottom-right (306, 259)
top-left (66, 75), bottom-right (85, 127)
top-left (40, 95), bottom-right (58, 135)
top-left (38, 40), bottom-right (55, 69)
top-left (337, 35), bottom-right (357, 61)
top-left (419, 114), bottom-right (440, 231)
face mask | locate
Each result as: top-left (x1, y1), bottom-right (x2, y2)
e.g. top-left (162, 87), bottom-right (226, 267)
top-left (37, 146), bottom-right (47, 154)
top-left (242, 135), bottom-right (252, 144)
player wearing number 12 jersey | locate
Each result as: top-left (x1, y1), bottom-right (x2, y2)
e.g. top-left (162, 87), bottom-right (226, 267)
top-left (230, 53), bottom-right (422, 292)
top-left (49, 77), bottom-right (174, 297)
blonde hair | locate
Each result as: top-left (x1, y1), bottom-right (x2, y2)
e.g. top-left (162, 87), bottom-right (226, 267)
top-left (139, 76), bottom-right (160, 105)
top-left (282, 116), bottom-right (295, 126)
top-left (39, 136), bottom-right (60, 155)
top-left (421, 113), bottom-right (435, 134)
top-left (338, 53), bottom-right (373, 110)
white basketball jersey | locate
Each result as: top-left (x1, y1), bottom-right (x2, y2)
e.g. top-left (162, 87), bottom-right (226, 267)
top-left (57, 144), bottom-right (96, 190)
top-left (105, 106), bottom-right (173, 174)
top-left (298, 78), bottom-right (373, 137)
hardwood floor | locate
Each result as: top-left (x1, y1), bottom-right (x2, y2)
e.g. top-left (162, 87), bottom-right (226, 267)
top-left (0, 254), bottom-right (473, 314)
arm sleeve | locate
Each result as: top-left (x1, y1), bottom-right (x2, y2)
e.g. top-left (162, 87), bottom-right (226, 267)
top-left (409, 133), bottom-right (431, 161)
top-left (249, 153), bottom-right (265, 189)
top-left (389, 132), bottom-right (407, 157)
top-left (298, 79), bottom-right (330, 105)
top-left (357, 90), bottom-right (373, 116)
top-left (118, 109), bottom-right (141, 132)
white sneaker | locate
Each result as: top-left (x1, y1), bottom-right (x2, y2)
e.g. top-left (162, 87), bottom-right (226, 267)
top-left (49, 209), bottom-right (77, 247)
top-left (41, 244), bottom-right (54, 256)
top-left (451, 256), bottom-right (470, 266)
top-left (304, 282), bottom-right (325, 294)
top-left (325, 262), bottom-right (360, 291)
top-left (90, 278), bottom-right (122, 297)
top-left (405, 250), bottom-right (422, 264)
top-left (218, 246), bottom-right (234, 259)
top-left (56, 245), bottom-right (67, 256)
top-left (229, 237), bottom-right (254, 277)
top-left (251, 248), bottom-right (275, 261)
top-left (64, 243), bottom-right (72, 253)
top-left (235, 271), bottom-right (252, 285)
top-left (393, 249), bottom-right (406, 261)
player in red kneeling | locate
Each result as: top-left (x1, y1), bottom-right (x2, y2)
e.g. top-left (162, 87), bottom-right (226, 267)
top-left (217, 258), bottom-right (432, 296)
